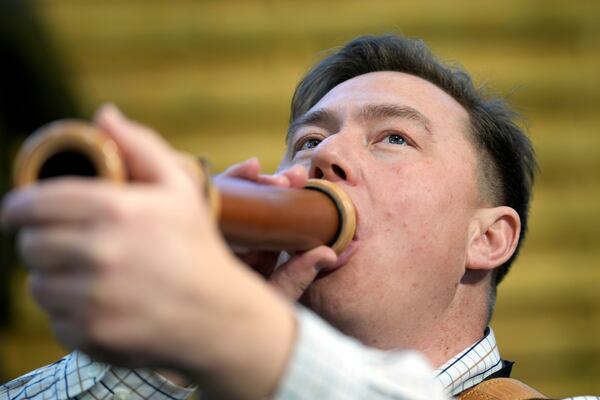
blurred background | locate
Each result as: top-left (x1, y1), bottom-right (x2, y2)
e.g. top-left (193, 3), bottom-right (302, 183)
top-left (1, 0), bottom-right (598, 397)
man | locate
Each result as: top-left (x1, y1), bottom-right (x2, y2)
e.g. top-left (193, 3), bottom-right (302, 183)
top-left (1, 34), bottom-right (536, 399)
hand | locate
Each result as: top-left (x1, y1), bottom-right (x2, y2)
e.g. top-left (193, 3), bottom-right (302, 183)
top-left (216, 159), bottom-right (338, 300)
top-left (216, 157), bottom-right (308, 275)
top-left (1, 105), bottom-right (296, 399)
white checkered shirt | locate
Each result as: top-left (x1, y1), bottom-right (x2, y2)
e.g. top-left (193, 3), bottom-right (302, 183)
top-left (2, 308), bottom-right (597, 399)
top-left (0, 352), bottom-right (195, 400)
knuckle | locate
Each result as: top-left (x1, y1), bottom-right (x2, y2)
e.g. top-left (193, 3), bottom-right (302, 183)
top-left (103, 198), bottom-right (130, 222)
top-left (91, 239), bottom-right (122, 275)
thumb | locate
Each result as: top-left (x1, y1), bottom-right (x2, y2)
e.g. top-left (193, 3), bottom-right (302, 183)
top-left (269, 246), bottom-right (337, 300)
top-left (94, 104), bottom-right (182, 185)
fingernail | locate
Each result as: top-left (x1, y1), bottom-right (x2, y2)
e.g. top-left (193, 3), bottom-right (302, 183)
top-left (107, 103), bottom-right (123, 120)
top-left (246, 157), bottom-right (260, 169)
top-left (96, 103), bottom-right (123, 125)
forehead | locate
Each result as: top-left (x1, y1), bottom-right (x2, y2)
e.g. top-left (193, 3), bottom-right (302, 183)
top-left (298, 71), bottom-right (469, 133)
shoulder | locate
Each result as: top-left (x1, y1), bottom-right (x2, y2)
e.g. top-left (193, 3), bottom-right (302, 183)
top-left (0, 352), bottom-right (109, 400)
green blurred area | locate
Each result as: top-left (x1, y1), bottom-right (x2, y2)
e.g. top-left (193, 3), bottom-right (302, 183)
top-left (1, 0), bottom-right (599, 397)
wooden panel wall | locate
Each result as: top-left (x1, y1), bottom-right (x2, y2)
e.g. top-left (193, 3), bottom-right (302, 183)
top-left (2, 1), bottom-right (599, 396)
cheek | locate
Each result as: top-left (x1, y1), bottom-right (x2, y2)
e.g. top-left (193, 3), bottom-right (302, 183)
top-left (369, 163), bottom-right (471, 272)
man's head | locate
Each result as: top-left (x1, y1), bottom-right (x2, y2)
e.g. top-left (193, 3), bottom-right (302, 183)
top-left (279, 34), bottom-right (536, 360)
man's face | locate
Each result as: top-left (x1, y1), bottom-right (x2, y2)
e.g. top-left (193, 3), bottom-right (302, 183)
top-left (280, 71), bottom-right (483, 348)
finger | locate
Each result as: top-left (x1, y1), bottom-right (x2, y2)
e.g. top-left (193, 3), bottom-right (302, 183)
top-left (288, 165), bottom-right (309, 187)
top-left (279, 164), bottom-right (309, 188)
top-left (255, 174), bottom-right (291, 187)
top-left (50, 317), bottom-right (87, 351)
top-left (94, 104), bottom-right (184, 186)
top-left (269, 246), bottom-right (337, 300)
top-left (254, 164), bottom-right (308, 188)
top-left (28, 272), bottom-right (91, 318)
top-left (236, 251), bottom-right (280, 278)
top-left (221, 158), bottom-right (291, 187)
top-left (17, 227), bottom-right (93, 274)
top-left (221, 158), bottom-right (261, 180)
top-left (1, 179), bottom-right (126, 230)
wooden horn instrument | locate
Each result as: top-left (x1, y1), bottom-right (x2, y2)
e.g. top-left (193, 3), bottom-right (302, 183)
top-left (12, 120), bottom-right (356, 254)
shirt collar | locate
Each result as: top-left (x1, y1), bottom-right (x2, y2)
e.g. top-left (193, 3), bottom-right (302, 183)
top-left (434, 327), bottom-right (505, 396)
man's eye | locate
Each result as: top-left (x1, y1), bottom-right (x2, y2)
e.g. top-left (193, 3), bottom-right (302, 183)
top-left (385, 134), bottom-right (406, 145)
top-left (298, 138), bottom-right (321, 151)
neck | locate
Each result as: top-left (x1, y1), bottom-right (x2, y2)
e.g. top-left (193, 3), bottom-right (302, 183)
top-left (416, 308), bottom-right (487, 368)
top-left (333, 272), bottom-right (491, 368)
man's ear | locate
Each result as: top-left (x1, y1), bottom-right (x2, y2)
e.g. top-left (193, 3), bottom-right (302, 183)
top-left (466, 207), bottom-right (521, 271)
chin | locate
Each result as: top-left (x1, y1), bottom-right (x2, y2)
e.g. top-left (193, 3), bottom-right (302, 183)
top-left (300, 257), bottom-right (365, 328)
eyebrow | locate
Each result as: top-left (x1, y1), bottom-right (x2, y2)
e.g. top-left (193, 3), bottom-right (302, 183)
top-left (357, 104), bottom-right (432, 133)
top-left (287, 109), bottom-right (337, 142)
top-left (286, 103), bottom-right (431, 143)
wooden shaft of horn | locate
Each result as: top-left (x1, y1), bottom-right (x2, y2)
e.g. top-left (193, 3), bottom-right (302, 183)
top-left (215, 177), bottom-right (344, 252)
top-left (13, 120), bottom-right (356, 254)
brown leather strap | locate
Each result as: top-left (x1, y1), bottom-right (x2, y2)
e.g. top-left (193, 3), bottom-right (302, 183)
top-left (458, 378), bottom-right (548, 400)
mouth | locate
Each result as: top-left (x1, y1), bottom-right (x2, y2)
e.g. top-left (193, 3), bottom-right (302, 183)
top-left (316, 212), bottom-right (360, 279)
top-left (335, 237), bottom-right (359, 267)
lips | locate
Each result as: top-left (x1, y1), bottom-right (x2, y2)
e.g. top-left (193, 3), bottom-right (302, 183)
top-left (315, 209), bottom-right (360, 279)
top-left (314, 238), bottom-right (358, 280)
top-left (334, 237), bottom-right (359, 267)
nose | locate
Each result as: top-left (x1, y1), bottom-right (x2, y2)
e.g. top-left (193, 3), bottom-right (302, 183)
top-left (309, 135), bottom-right (358, 185)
